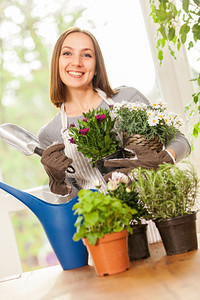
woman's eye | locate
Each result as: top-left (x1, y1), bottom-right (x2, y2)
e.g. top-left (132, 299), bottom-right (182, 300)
top-left (63, 52), bottom-right (71, 56)
top-left (83, 53), bottom-right (92, 58)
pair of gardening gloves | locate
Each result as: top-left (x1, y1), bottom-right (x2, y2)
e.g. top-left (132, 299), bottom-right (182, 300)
top-left (103, 144), bottom-right (174, 181)
top-left (41, 143), bottom-right (73, 195)
top-left (41, 143), bottom-right (174, 194)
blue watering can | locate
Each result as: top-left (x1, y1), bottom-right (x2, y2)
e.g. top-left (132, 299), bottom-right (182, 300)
top-left (0, 181), bottom-right (89, 270)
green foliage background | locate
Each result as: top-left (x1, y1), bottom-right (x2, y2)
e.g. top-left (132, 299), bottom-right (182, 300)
top-left (0, 0), bottom-right (85, 271)
top-left (149, 0), bottom-right (200, 139)
top-left (0, 0), bottom-right (85, 189)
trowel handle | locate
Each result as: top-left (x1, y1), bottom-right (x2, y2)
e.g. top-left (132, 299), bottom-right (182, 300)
top-left (34, 147), bottom-right (44, 156)
top-left (34, 147), bottom-right (75, 174)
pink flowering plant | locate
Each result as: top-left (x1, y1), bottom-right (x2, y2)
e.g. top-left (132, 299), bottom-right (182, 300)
top-left (114, 100), bottom-right (183, 145)
top-left (68, 108), bottom-right (120, 165)
top-left (105, 172), bottom-right (149, 225)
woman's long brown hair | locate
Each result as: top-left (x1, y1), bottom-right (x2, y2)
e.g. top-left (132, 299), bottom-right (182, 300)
top-left (50, 27), bottom-right (116, 108)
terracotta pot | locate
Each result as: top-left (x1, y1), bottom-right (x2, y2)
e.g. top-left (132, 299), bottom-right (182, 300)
top-left (83, 229), bottom-right (130, 276)
top-left (154, 212), bottom-right (198, 255)
top-left (128, 224), bottom-right (150, 261)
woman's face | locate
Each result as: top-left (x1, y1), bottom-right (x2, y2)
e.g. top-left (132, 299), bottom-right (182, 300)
top-left (59, 32), bottom-right (96, 91)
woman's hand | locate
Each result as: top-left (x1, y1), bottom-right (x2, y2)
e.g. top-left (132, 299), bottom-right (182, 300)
top-left (41, 143), bottom-right (73, 195)
top-left (103, 144), bottom-right (174, 181)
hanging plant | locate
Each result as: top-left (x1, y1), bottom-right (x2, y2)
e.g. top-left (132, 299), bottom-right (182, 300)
top-left (149, 0), bottom-right (200, 139)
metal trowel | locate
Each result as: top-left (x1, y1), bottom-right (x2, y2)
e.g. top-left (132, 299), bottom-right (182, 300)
top-left (0, 123), bottom-right (75, 173)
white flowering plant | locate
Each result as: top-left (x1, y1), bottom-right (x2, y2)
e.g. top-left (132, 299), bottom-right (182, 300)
top-left (105, 172), bottom-right (149, 225)
top-left (113, 100), bottom-right (183, 145)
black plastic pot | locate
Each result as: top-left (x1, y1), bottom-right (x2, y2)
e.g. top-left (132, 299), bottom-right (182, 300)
top-left (154, 212), bottom-right (198, 256)
top-left (94, 149), bottom-right (124, 176)
top-left (128, 224), bottom-right (150, 261)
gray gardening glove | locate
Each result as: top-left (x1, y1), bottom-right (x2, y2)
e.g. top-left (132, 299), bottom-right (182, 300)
top-left (104, 144), bottom-right (174, 181)
top-left (41, 143), bottom-right (73, 195)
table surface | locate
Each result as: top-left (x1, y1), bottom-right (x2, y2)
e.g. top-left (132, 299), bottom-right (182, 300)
top-left (1, 242), bottom-right (200, 300)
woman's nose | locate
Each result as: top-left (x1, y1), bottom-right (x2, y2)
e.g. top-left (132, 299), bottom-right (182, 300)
top-left (72, 55), bottom-right (82, 66)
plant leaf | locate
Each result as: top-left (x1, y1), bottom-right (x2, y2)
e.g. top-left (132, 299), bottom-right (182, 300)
top-left (85, 211), bottom-right (99, 225)
top-left (168, 26), bottom-right (175, 41)
top-left (87, 233), bottom-right (99, 245)
top-left (192, 24), bottom-right (200, 40)
top-left (160, 24), bottom-right (167, 39)
top-left (182, 0), bottom-right (189, 13)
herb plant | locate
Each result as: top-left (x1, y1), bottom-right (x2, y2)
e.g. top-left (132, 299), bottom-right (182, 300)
top-left (106, 172), bottom-right (149, 225)
top-left (131, 163), bottom-right (199, 221)
top-left (113, 100), bottom-right (182, 144)
top-left (72, 189), bottom-right (136, 245)
top-left (68, 108), bottom-right (120, 165)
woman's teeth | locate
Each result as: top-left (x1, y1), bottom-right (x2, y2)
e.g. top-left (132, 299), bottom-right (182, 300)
top-left (68, 71), bottom-right (83, 76)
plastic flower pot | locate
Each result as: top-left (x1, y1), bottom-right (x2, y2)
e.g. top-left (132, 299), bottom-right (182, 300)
top-left (128, 224), bottom-right (150, 261)
top-left (83, 229), bottom-right (130, 276)
top-left (154, 212), bottom-right (198, 255)
top-left (94, 149), bottom-right (124, 176)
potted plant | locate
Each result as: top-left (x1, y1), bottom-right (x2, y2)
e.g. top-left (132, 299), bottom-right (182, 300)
top-left (72, 189), bottom-right (136, 276)
top-left (68, 107), bottom-right (123, 175)
top-left (113, 100), bottom-right (183, 157)
top-left (106, 172), bottom-right (150, 261)
top-left (131, 163), bottom-right (199, 255)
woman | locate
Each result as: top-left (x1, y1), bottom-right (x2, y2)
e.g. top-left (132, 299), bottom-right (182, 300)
top-left (38, 27), bottom-right (191, 201)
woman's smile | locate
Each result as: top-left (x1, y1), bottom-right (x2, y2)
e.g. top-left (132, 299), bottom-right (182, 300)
top-left (67, 70), bottom-right (85, 78)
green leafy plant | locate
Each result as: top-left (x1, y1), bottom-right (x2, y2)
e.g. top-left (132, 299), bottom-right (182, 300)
top-left (131, 162), bottom-right (199, 221)
top-left (72, 189), bottom-right (137, 245)
top-left (149, 0), bottom-right (200, 139)
top-left (105, 172), bottom-right (149, 225)
top-left (113, 100), bottom-right (182, 144)
top-left (68, 108), bottom-right (120, 166)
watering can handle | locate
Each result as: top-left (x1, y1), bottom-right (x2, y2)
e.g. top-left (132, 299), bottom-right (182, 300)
top-left (34, 147), bottom-right (75, 174)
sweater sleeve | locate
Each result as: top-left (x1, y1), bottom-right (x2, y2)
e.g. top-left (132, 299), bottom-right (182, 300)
top-left (37, 113), bottom-right (63, 149)
top-left (37, 127), bottom-right (54, 149)
top-left (165, 133), bottom-right (191, 163)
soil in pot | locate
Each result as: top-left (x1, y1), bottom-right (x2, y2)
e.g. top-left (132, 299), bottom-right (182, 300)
top-left (128, 224), bottom-right (150, 261)
top-left (154, 212), bottom-right (198, 255)
top-left (94, 149), bottom-right (124, 176)
top-left (83, 230), bottom-right (130, 276)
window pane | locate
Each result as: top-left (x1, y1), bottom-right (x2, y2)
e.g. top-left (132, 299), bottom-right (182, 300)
top-left (186, 45), bottom-right (200, 93)
top-left (74, 0), bottom-right (160, 100)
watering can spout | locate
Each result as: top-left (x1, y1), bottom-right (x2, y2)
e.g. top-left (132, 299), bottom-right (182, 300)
top-left (0, 181), bottom-right (88, 270)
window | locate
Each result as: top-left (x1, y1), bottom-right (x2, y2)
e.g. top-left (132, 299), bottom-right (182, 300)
top-left (75, 0), bottom-right (160, 100)
top-left (1, 0), bottom-right (175, 273)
